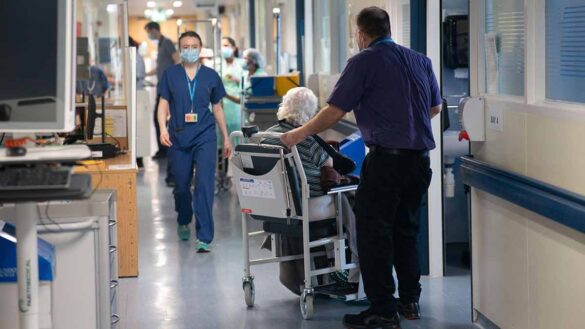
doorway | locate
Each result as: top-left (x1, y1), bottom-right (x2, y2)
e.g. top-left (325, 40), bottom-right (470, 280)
top-left (441, 0), bottom-right (471, 276)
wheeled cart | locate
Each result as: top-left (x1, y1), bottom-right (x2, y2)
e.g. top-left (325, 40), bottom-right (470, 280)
top-left (230, 129), bottom-right (364, 320)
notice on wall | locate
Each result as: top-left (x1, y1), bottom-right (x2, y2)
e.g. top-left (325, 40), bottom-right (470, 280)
top-left (487, 105), bottom-right (504, 132)
top-left (239, 178), bottom-right (275, 199)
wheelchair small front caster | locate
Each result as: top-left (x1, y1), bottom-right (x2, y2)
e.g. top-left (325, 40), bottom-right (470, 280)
top-left (222, 177), bottom-right (232, 190)
top-left (242, 276), bottom-right (255, 307)
top-left (300, 288), bottom-right (314, 320)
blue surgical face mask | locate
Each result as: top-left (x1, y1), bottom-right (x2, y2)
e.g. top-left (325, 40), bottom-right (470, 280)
top-left (181, 48), bottom-right (200, 63)
top-left (148, 33), bottom-right (157, 41)
top-left (221, 47), bottom-right (234, 59)
top-left (241, 61), bottom-right (250, 71)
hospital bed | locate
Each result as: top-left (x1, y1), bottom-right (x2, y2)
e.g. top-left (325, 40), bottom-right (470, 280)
top-left (230, 127), bottom-right (364, 320)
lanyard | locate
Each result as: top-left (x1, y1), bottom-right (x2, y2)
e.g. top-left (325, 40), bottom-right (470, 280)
top-left (372, 37), bottom-right (394, 47)
top-left (185, 65), bottom-right (200, 113)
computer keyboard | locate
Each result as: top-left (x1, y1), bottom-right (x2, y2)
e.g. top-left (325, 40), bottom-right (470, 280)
top-left (0, 166), bottom-right (72, 190)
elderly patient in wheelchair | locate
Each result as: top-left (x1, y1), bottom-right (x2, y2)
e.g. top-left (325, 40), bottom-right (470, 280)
top-left (260, 87), bottom-right (361, 295)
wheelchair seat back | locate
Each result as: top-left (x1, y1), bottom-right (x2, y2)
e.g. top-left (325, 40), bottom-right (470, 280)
top-left (231, 143), bottom-right (303, 220)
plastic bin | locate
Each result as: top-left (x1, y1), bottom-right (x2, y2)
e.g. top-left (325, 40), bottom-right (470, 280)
top-left (275, 74), bottom-right (300, 96)
top-left (250, 76), bottom-right (275, 97)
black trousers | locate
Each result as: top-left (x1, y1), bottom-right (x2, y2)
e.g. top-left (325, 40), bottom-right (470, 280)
top-left (354, 150), bottom-right (432, 316)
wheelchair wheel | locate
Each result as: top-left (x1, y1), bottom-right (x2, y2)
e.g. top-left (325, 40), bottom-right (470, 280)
top-left (222, 177), bottom-right (232, 190)
top-left (243, 281), bottom-right (255, 307)
top-left (214, 181), bottom-right (221, 196)
top-left (300, 289), bottom-right (314, 320)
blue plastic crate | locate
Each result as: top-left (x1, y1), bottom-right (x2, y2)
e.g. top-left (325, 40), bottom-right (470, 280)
top-left (249, 76), bottom-right (275, 97)
top-left (244, 102), bottom-right (280, 110)
top-left (0, 221), bottom-right (55, 282)
top-left (339, 131), bottom-right (366, 177)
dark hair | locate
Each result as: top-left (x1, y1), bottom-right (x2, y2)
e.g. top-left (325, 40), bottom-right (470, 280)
top-left (222, 37), bottom-right (240, 58)
top-left (144, 21), bottom-right (160, 32)
top-left (128, 36), bottom-right (139, 48)
top-left (179, 31), bottom-right (203, 47)
top-left (356, 7), bottom-right (391, 38)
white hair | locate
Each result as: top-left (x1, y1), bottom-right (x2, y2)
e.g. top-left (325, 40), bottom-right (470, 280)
top-left (243, 48), bottom-right (266, 69)
top-left (277, 87), bottom-right (318, 125)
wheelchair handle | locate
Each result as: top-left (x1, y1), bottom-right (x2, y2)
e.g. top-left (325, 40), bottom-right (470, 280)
top-left (251, 131), bottom-right (283, 139)
top-left (229, 130), bottom-right (284, 142)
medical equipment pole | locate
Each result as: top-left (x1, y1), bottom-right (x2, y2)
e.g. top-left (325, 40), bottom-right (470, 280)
top-left (15, 202), bottom-right (39, 329)
top-left (273, 7), bottom-right (281, 75)
top-left (240, 79), bottom-right (246, 126)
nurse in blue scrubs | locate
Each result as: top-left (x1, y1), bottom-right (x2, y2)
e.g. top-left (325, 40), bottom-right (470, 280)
top-left (157, 31), bottom-right (232, 252)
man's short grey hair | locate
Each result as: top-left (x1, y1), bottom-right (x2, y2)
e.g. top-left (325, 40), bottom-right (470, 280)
top-left (243, 48), bottom-right (266, 69)
top-left (277, 87), bottom-right (318, 125)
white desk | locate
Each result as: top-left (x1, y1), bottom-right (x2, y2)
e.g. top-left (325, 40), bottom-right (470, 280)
top-left (0, 145), bottom-right (91, 329)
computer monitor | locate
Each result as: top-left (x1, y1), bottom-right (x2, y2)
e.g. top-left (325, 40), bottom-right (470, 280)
top-left (0, 0), bottom-right (76, 132)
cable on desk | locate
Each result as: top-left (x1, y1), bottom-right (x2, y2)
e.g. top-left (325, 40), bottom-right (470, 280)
top-left (37, 157), bottom-right (104, 232)
top-left (105, 133), bottom-right (122, 150)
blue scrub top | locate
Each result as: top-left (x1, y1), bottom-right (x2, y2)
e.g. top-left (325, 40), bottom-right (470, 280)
top-left (327, 37), bottom-right (441, 151)
top-left (158, 64), bottom-right (226, 149)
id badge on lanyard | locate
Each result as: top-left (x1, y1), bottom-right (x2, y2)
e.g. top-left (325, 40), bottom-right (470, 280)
top-left (185, 66), bottom-right (200, 124)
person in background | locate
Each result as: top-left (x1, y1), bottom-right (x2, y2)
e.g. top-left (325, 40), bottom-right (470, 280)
top-left (225, 48), bottom-right (267, 104)
top-left (281, 7), bottom-right (441, 329)
top-left (129, 37), bottom-right (146, 91)
top-left (157, 31), bottom-right (231, 252)
top-left (145, 21), bottom-right (180, 187)
top-left (219, 37), bottom-right (244, 146)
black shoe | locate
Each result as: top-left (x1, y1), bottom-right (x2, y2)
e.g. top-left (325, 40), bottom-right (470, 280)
top-left (136, 157), bottom-right (144, 168)
top-left (343, 309), bottom-right (401, 329)
top-left (165, 179), bottom-right (176, 187)
top-left (397, 300), bottom-right (420, 320)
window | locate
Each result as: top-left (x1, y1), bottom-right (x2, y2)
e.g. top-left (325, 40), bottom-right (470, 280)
top-left (546, 0), bottom-right (585, 103)
top-left (312, 0), bottom-right (346, 74)
top-left (485, 0), bottom-right (525, 96)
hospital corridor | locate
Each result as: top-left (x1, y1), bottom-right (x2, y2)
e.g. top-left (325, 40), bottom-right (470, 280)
top-left (1, 1), bottom-right (584, 329)
top-left (117, 161), bottom-right (474, 328)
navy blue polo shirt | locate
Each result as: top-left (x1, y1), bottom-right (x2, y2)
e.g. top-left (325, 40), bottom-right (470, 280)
top-left (327, 37), bottom-right (442, 151)
top-left (158, 64), bottom-right (226, 149)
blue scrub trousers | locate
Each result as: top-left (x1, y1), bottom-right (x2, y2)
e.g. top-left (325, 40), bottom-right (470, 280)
top-left (171, 140), bottom-right (217, 243)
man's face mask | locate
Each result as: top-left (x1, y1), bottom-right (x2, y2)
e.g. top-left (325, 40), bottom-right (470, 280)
top-left (356, 30), bottom-right (366, 51)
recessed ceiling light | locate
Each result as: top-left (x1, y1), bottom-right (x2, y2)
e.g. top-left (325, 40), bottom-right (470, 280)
top-left (106, 4), bottom-right (117, 13)
top-left (144, 9), bottom-right (153, 17)
top-left (146, 1), bottom-right (156, 8)
top-left (173, 1), bottom-right (183, 8)
top-left (165, 9), bottom-right (174, 16)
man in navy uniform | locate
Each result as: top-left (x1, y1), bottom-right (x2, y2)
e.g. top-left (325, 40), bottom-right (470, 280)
top-left (281, 6), bottom-right (442, 329)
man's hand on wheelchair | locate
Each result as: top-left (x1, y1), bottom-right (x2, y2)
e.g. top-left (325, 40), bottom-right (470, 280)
top-left (281, 128), bottom-right (305, 148)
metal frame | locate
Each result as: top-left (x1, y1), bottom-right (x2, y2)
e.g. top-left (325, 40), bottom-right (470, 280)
top-left (231, 131), bottom-right (361, 320)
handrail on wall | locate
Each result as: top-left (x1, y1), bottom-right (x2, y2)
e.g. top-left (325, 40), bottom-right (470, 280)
top-left (461, 156), bottom-right (585, 235)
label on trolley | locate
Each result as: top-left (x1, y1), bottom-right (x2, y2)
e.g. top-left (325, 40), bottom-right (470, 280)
top-left (239, 178), bottom-right (276, 199)
top-left (241, 208), bottom-right (253, 214)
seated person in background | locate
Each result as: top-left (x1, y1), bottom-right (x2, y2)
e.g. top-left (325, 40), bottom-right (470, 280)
top-left (262, 87), bottom-right (360, 295)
